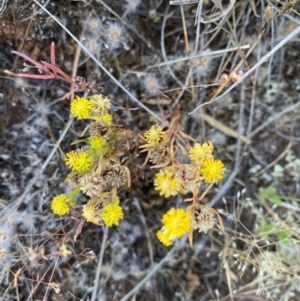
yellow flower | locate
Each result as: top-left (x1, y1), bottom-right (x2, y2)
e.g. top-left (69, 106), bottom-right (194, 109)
top-left (82, 200), bottom-right (103, 224)
top-left (189, 141), bottom-right (214, 165)
top-left (144, 125), bottom-right (164, 145)
top-left (89, 136), bottom-right (107, 149)
top-left (100, 113), bottom-right (113, 125)
top-left (102, 203), bottom-right (124, 227)
top-left (200, 158), bottom-right (225, 183)
top-left (70, 96), bottom-right (91, 119)
top-left (90, 94), bottom-right (111, 113)
top-left (154, 170), bottom-right (180, 198)
top-left (65, 151), bottom-right (78, 170)
top-left (59, 244), bottom-right (72, 258)
top-left (51, 194), bottom-right (71, 216)
top-left (157, 230), bottom-right (172, 246)
top-left (65, 151), bottom-right (93, 172)
top-left (157, 208), bottom-right (191, 246)
top-left (162, 208), bottom-right (191, 238)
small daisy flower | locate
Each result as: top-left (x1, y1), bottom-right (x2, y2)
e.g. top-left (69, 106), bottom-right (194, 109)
top-left (89, 136), bottom-right (107, 149)
top-left (100, 113), bottom-right (113, 125)
top-left (162, 208), bottom-right (191, 238)
top-left (102, 203), bottom-right (124, 227)
top-left (156, 230), bottom-right (172, 246)
top-left (90, 94), bottom-right (111, 114)
top-left (65, 151), bottom-right (78, 171)
top-left (65, 151), bottom-right (93, 173)
top-left (70, 96), bottom-right (92, 119)
top-left (200, 158), bottom-right (225, 183)
top-left (154, 170), bottom-right (180, 198)
top-left (51, 194), bottom-right (71, 216)
top-left (189, 141), bottom-right (214, 165)
top-left (144, 125), bottom-right (164, 145)
top-left (157, 208), bottom-right (191, 246)
top-left (82, 200), bottom-right (103, 224)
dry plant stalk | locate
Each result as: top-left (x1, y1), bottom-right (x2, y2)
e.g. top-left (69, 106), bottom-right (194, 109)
top-left (4, 42), bottom-right (92, 100)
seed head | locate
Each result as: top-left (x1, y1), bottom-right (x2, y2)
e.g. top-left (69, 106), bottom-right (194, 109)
top-left (84, 17), bottom-right (102, 38)
top-left (124, 0), bottom-right (141, 14)
top-left (143, 75), bottom-right (161, 95)
top-left (187, 204), bottom-right (215, 234)
top-left (105, 23), bottom-right (123, 49)
top-left (190, 51), bottom-right (214, 79)
top-left (80, 172), bottom-right (104, 197)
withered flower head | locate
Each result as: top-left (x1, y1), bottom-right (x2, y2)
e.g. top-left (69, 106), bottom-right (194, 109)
top-left (177, 164), bottom-right (202, 195)
top-left (148, 145), bottom-right (171, 166)
top-left (105, 165), bottom-right (129, 189)
top-left (187, 204), bottom-right (215, 234)
top-left (89, 121), bottom-right (108, 136)
top-left (82, 199), bottom-right (104, 224)
top-left (80, 172), bottom-right (105, 197)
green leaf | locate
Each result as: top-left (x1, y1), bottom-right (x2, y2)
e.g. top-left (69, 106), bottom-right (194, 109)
top-left (153, 15), bottom-right (161, 23)
top-left (281, 196), bottom-right (300, 202)
top-left (257, 219), bottom-right (273, 233)
top-left (258, 186), bottom-right (282, 205)
top-left (277, 230), bottom-right (292, 248)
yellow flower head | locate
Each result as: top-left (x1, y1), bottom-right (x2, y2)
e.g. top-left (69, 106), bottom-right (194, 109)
top-left (82, 200), bottom-right (103, 224)
top-left (162, 208), bottom-right (191, 238)
top-left (65, 151), bottom-right (93, 173)
top-left (51, 194), bottom-right (71, 216)
top-left (90, 94), bottom-right (111, 114)
top-left (100, 113), bottom-right (113, 125)
top-left (89, 136), bottom-right (107, 149)
top-left (102, 203), bottom-right (124, 227)
top-left (189, 141), bottom-right (214, 165)
top-left (144, 125), bottom-right (164, 145)
top-left (157, 208), bottom-right (191, 246)
top-left (65, 151), bottom-right (77, 170)
top-left (157, 230), bottom-right (172, 246)
top-left (200, 158), bottom-right (225, 183)
top-left (70, 96), bottom-right (92, 120)
top-left (60, 244), bottom-right (72, 258)
top-left (154, 170), bottom-right (180, 198)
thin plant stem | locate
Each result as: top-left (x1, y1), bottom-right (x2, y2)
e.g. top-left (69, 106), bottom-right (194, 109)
top-left (31, 0), bottom-right (162, 123)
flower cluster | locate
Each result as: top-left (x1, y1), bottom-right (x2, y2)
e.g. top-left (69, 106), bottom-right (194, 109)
top-left (50, 93), bottom-right (226, 246)
top-left (11, 44), bottom-right (227, 251)
top-left (140, 126), bottom-right (226, 246)
top-left (51, 94), bottom-right (133, 229)
top-left (189, 142), bottom-right (225, 184)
